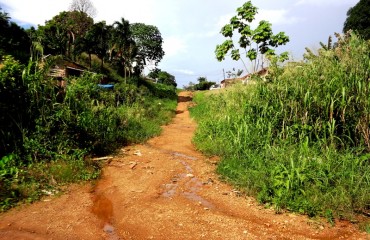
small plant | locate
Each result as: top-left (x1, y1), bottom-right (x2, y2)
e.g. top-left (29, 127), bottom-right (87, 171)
top-left (325, 209), bottom-right (335, 226)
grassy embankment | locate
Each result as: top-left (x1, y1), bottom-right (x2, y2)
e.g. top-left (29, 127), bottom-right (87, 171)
top-left (190, 33), bottom-right (369, 227)
top-left (0, 55), bottom-right (177, 211)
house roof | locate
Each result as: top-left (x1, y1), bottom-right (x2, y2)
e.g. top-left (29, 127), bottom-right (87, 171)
top-left (220, 68), bottom-right (269, 84)
top-left (48, 59), bottom-right (87, 78)
top-left (221, 74), bottom-right (250, 84)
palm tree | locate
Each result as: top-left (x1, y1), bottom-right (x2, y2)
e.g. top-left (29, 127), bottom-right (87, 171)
top-left (87, 21), bottom-right (109, 70)
top-left (112, 18), bottom-right (137, 79)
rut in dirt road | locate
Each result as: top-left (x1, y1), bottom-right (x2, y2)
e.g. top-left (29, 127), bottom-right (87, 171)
top-left (0, 91), bottom-right (368, 240)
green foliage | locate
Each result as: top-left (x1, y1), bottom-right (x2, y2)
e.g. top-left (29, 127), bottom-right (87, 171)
top-left (191, 33), bottom-right (370, 219)
top-left (0, 8), bottom-right (30, 62)
top-left (0, 55), bottom-right (177, 210)
top-left (343, 0), bottom-right (370, 40)
top-left (36, 10), bottom-right (93, 58)
top-left (192, 77), bottom-right (215, 91)
top-left (0, 154), bottom-right (20, 210)
top-left (156, 70), bottom-right (177, 88)
top-left (215, 1), bottom-right (289, 72)
top-left (130, 23), bottom-right (165, 67)
top-left (0, 56), bottom-right (28, 156)
top-left (0, 3), bottom-right (174, 211)
top-left (139, 78), bottom-right (177, 100)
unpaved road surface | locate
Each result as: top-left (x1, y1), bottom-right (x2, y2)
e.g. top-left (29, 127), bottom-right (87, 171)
top-left (0, 92), bottom-right (368, 239)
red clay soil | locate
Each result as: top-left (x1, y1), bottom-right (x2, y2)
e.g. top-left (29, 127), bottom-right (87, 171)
top-left (0, 91), bottom-right (368, 240)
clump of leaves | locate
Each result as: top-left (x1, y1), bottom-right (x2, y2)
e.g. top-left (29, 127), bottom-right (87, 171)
top-left (215, 1), bottom-right (289, 72)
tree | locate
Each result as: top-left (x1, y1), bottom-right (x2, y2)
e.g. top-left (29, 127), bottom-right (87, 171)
top-left (343, 0), bottom-right (370, 40)
top-left (89, 21), bottom-right (110, 70)
top-left (37, 23), bottom-right (68, 56)
top-left (157, 71), bottom-right (177, 87)
top-left (69, 0), bottom-right (97, 18)
top-left (37, 11), bottom-right (93, 58)
top-left (79, 24), bottom-right (101, 69)
top-left (215, 1), bottom-right (289, 73)
top-left (193, 77), bottom-right (215, 91)
top-left (0, 8), bottom-right (30, 62)
top-left (197, 76), bottom-right (207, 83)
top-left (130, 23), bottom-right (165, 70)
top-left (111, 18), bottom-right (137, 78)
top-left (147, 68), bottom-right (161, 80)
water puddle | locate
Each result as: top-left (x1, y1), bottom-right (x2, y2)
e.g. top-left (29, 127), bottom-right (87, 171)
top-left (162, 183), bottom-right (178, 198)
top-left (161, 152), bottom-right (214, 209)
top-left (183, 177), bottom-right (214, 209)
top-left (172, 152), bottom-right (198, 161)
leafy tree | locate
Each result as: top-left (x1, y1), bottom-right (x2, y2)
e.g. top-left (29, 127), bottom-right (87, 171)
top-left (193, 77), bottom-right (215, 91)
top-left (79, 24), bottom-right (101, 69)
top-left (37, 11), bottom-right (93, 58)
top-left (88, 21), bottom-right (110, 70)
top-left (0, 7), bottom-right (9, 30)
top-left (0, 8), bottom-right (30, 62)
top-left (215, 1), bottom-right (289, 73)
top-left (130, 23), bottom-right (165, 70)
top-left (343, 0), bottom-right (370, 40)
top-left (69, 0), bottom-right (97, 18)
top-left (147, 68), bottom-right (161, 80)
top-left (197, 76), bottom-right (207, 83)
top-left (37, 23), bottom-right (68, 56)
top-left (157, 71), bottom-right (177, 87)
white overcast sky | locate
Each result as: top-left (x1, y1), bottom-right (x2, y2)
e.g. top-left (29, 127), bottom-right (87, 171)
top-left (1, 0), bottom-right (358, 87)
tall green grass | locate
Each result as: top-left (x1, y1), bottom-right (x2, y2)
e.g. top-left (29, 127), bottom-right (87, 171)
top-left (191, 33), bottom-right (370, 220)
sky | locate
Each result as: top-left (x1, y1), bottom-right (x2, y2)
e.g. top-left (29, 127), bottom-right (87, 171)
top-left (1, 0), bottom-right (358, 87)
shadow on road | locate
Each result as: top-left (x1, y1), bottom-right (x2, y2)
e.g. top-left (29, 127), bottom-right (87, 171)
top-left (178, 95), bottom-right (192, 103)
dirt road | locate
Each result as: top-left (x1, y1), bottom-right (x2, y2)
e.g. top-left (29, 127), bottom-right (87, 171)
top-left (0, 91), bottom-right (367, 239)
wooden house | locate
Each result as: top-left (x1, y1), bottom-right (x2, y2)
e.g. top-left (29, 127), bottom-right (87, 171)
top-left (48, 59), bottom-right (87, 87)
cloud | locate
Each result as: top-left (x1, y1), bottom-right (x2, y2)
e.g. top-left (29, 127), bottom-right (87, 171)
top-left (1, 0), bottom-right (158, 26)
top-left (205, 8), bottom-right (298, 38)
top-left (162, 36), bottom-right (187, 58)
top-left (94, 0), bottom-right (157, 24)
top-left (173, 69), bottom-right (195, 75)
top-left (295, 0), bottom-right (357, 6)
top-left (2, 0), bottom-right (69, 25)
top-left (256, 9), bottom-right (300, 25)
top-left (201, 14), bottom-right (233, 38)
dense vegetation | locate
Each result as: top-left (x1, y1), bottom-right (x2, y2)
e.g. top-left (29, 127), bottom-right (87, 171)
top-left (0, 1), bottom-right (177, 211)
top-left (343, 0), bottom-right (370, 40)
top-left (191, 33), bottom-right (370, 223)
top-left (183, 77), bottom-right (216, 91)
